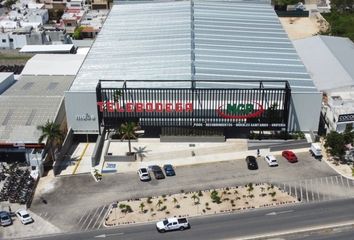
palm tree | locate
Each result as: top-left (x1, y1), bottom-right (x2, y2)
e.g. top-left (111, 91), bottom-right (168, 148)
top-left (191, 194), bottom-right (200, 205)
top-left (139, 202), bottom-right (145, 213)
top-left (37, 120), bottom-right (64, 162)
top-left (172, 197), bottom-right (178, 207)
top-left (118, 122), bottom-right (140, 155)
top-left (156, 199), bottom-right (163, 210)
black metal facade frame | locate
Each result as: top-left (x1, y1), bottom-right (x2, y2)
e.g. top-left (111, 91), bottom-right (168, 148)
top-left (96, 80), bottom-right (291, 132)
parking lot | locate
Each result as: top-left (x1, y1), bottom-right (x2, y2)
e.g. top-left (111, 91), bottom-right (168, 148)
top-left (17, 150), bottom-right (353, 238)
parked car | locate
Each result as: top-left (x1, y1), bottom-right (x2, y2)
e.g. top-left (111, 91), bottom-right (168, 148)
top-left (0, 211), bottom-right (12, 227)
top-left (15, 209), bottom-right (33, 225)
top-left (310, 143), bottom-right (322, 159)
top-left (245, 156), bottom-right (258, 170)
top-left (282, 150), bottom-right (298, 163)
top-left (150, 165), bottom-right (165, 179)
top-left (137, 167), bottom-right (151, 181)
top-left (156, 217), bottom-right (190, 232)
top-left (163, 164), bottom-right (175, 176)
top-left (264, 155), bottom-right (278, 167)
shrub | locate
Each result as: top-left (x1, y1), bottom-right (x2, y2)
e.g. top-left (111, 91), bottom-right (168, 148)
top-left (150, 208), bottom-right (154, 212)
top-left (147, 197), bottom-right (153, 204)
top-left (230, 200), bottom-right (234, 204)
top-left (180, 189), bottom-right (185, 193)
top-left (119, 204), bottom-right (126, 209)
top-left (226, 187), bottom-right (230, 191)
top-left (205, 202), bottom-right (209, 207)
top-left (248, 194), bottom-right (255, 199)
top-left (198, 190), bottom-right (203, 197)
top-left (272, 198), bottom-right (277, 201)
top-left (166, 211), bottom-right (170, 214)
top-left (269, 192), bottom-right (277, 197)
top-left (202, 209), bottom-right (206, 213)
top-left (236, 197), bottom-right (241, 200)
top-left (245, 201), bottom-right (249, 205)
top-left (162, 194), bottom-right (166, 198)
top-left (159, 206), bottom-right (167, 211)
top-left (176, 204), bottom-right (180, 209)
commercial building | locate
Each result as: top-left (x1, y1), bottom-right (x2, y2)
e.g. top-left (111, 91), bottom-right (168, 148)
top-left (294, 35), bottom-right (354, 133)
top-left (65, 0), bottom-right (322, 139)
top-left (0, 54), bottom-right (85, 175)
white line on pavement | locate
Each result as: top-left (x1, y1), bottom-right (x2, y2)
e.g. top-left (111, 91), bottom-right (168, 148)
top-left (92, 205), bottom-right (108, 229)
top-left (85, 207), bottom-right (102, 231)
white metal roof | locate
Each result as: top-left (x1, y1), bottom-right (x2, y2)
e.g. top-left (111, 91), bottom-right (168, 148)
top-left (21, 54), bottom-right (86, 76)
top-left (0, 75), bottom-right (75, 143)
top-left (294, 35), bottom-right (354, 92)
top-left (20, 44), bottom-right (75, 53)
top-left (70, 0), bottom-right (317, 92)
top-left (0, 72), bottom-right (13, 84)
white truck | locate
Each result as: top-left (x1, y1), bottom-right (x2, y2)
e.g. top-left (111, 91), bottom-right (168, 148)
top-left (310, 143), bottom-right (322, 159)
top-left (156, 217), bottom-right (190, 232)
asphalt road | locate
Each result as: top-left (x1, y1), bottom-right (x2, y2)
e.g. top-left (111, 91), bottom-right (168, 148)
top-left (28, 198), bottom-right (354, 240)
top-left (28, 151), bottom-right (354, 232)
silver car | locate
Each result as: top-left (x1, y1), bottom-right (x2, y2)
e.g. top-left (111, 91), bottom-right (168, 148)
top-left (0, 211), bottom-right (12, 227)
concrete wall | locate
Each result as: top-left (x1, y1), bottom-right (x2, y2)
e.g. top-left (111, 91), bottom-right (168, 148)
top-left (65, 91), bottom-right (100, 134)
top-left (288, 92), bottom-right (322, 132)
top-left (0, 73), bottom-right (15, 94)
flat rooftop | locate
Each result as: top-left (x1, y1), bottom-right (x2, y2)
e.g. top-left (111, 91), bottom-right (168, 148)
top-left (0, 75), bottom-right (75, 143)
top-left (71, 0), bottom-right (317, 93)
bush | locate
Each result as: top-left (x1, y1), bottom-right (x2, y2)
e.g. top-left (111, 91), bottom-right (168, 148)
top-left (176, 204), bottom-right (180, 209)
top-left (198, 190), bottom-right (203, 197)
top-left (202, 209), bottom-right (206, 213)
top-left (147, 197), bottom-right (153, 204)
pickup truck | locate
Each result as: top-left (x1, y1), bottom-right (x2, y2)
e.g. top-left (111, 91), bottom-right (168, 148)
top-left (156, 217), bottom-right (190, 232)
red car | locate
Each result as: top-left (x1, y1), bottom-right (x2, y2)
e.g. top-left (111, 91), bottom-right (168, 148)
top-left (282, 150), bottom-right (298, 163)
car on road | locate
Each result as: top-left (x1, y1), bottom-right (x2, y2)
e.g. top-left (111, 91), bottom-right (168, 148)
top-left (245, 156), bottom-right (258, 170)
top-left (156, 217), bottom-right (190, 232)
top-left (137, 167), bottom-right (151, 181)
top-left (163, 164), bottom-right (175, 176)
top-left (282, 150), bottom-right (298, 163)
top-left (150, 165), bottom-right (165, 179)
top-left (15, 209), bottom-right (33, 225)
top-left (0, 211), bottom-right (12, 227)
top-left (264, 155), bottom-right (278, 167)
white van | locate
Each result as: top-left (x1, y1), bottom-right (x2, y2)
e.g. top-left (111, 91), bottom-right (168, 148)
top-left (310, 143), bottom-right (322, 158)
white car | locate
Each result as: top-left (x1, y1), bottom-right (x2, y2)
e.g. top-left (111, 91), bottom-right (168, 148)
top-left (264, 155), bottom-right (278, 167)
top-left (15, 209), bottom-right (33, 225)
top-left (156, 217), bottom-right (190, 232)
top-left (137, 167), bottom-right (151, 181)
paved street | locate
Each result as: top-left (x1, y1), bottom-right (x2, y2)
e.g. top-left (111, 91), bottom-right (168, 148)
top-left (27, 198), bottom-right (354, 240)
top-left (25, 151), bottom-right (354, 235)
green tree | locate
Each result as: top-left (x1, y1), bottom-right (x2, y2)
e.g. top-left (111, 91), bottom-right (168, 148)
top-left (330, 0), bottom-right (354, 11)
top-left (139, 202), bottom-right (145, 213)
top-left (37, 120), bottom-right (64, 162)
top-left (118, 122), bottom-right (140, 155)
top-left (4, 0), bottom-right (17, 8)
top-left (156, 199), bottom-right (163, 210)
top-left (73, 26), bottom-right (84, 40)
top-left (324, 131), bottom-right (346, 158)
top-left (191, 194), bottom-right (200, 205)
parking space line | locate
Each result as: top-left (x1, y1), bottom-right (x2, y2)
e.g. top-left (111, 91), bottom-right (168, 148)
top-left (320, 177), bottom-right (326, 201)
top-left (346, 177), bottom-right (351, 189)
top-left (335, 175), bottom-right (339, 185)
top-left (85, 207), bottom-right (101, 231)
top-left (340, 175), bottom-right (345, 186)
top-left (283, 183), bottom-right (286, 192)
top-left (92, 205), bottom-right (108, 229)
top-left (351, 180), bottom-right (354, 187)
top-left (331, 176), bottom-right (335, 186)
top-left (294, 182), bottom-right (298, 200)
top-left (287, 183), bottom-right (291, 196)
top-left (305, 181), bottom-right (309, 202)
top-left (80, 209), bottom-right (94, 231)
top-left (310, 179), bottom-right (315, 201)
top-left (315, 178), bottom-right (320, 201)
top-left (300, 181), bottom-right (303, 201)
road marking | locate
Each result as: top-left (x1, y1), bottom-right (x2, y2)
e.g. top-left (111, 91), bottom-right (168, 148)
top-left (98, 206), bottom-right (111, 229)
top-left (331, 176), bottom-right (335, 186)
top-left (95, 232), bottom-right (124, 238)
top-left (335, 175), bottom-right (339, 185)
top-left (287, 183), bottom-right (291, 196)
top-left (310, 179), bottom-right (315, 201)
top-left (266, 210), bottom-right (294, 216)
top-left (92, 205), bottom-right (108, 229)
top-left (78, 209), bottom-right (90, 225)
top-left (315, 178), bottom-right (320, 201)
top-left (300, 181), bottom-right (303, 201)
top-left (80, 209), bottom-right (94, 231)
top-left (85, 207), bottom-right (102, 231)
top-left (340, 175), bottom-right (345, 186)
top-left (305, 181), bottom-right (309, 202)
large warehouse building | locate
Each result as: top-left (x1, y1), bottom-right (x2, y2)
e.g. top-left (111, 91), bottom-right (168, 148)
top-left (65, 0), bottom-right (322, 138)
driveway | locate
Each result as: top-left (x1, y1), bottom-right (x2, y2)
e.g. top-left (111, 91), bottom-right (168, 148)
top-left (28, 151), bottom-right (353, 233)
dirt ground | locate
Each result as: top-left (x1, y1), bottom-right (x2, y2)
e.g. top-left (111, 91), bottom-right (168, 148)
top-left (0, 49), bottom-right (33, 65)
top-left (279, 14), bottom-right (329, 40)
top-left (105, 183), bottom-right (298, 226)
